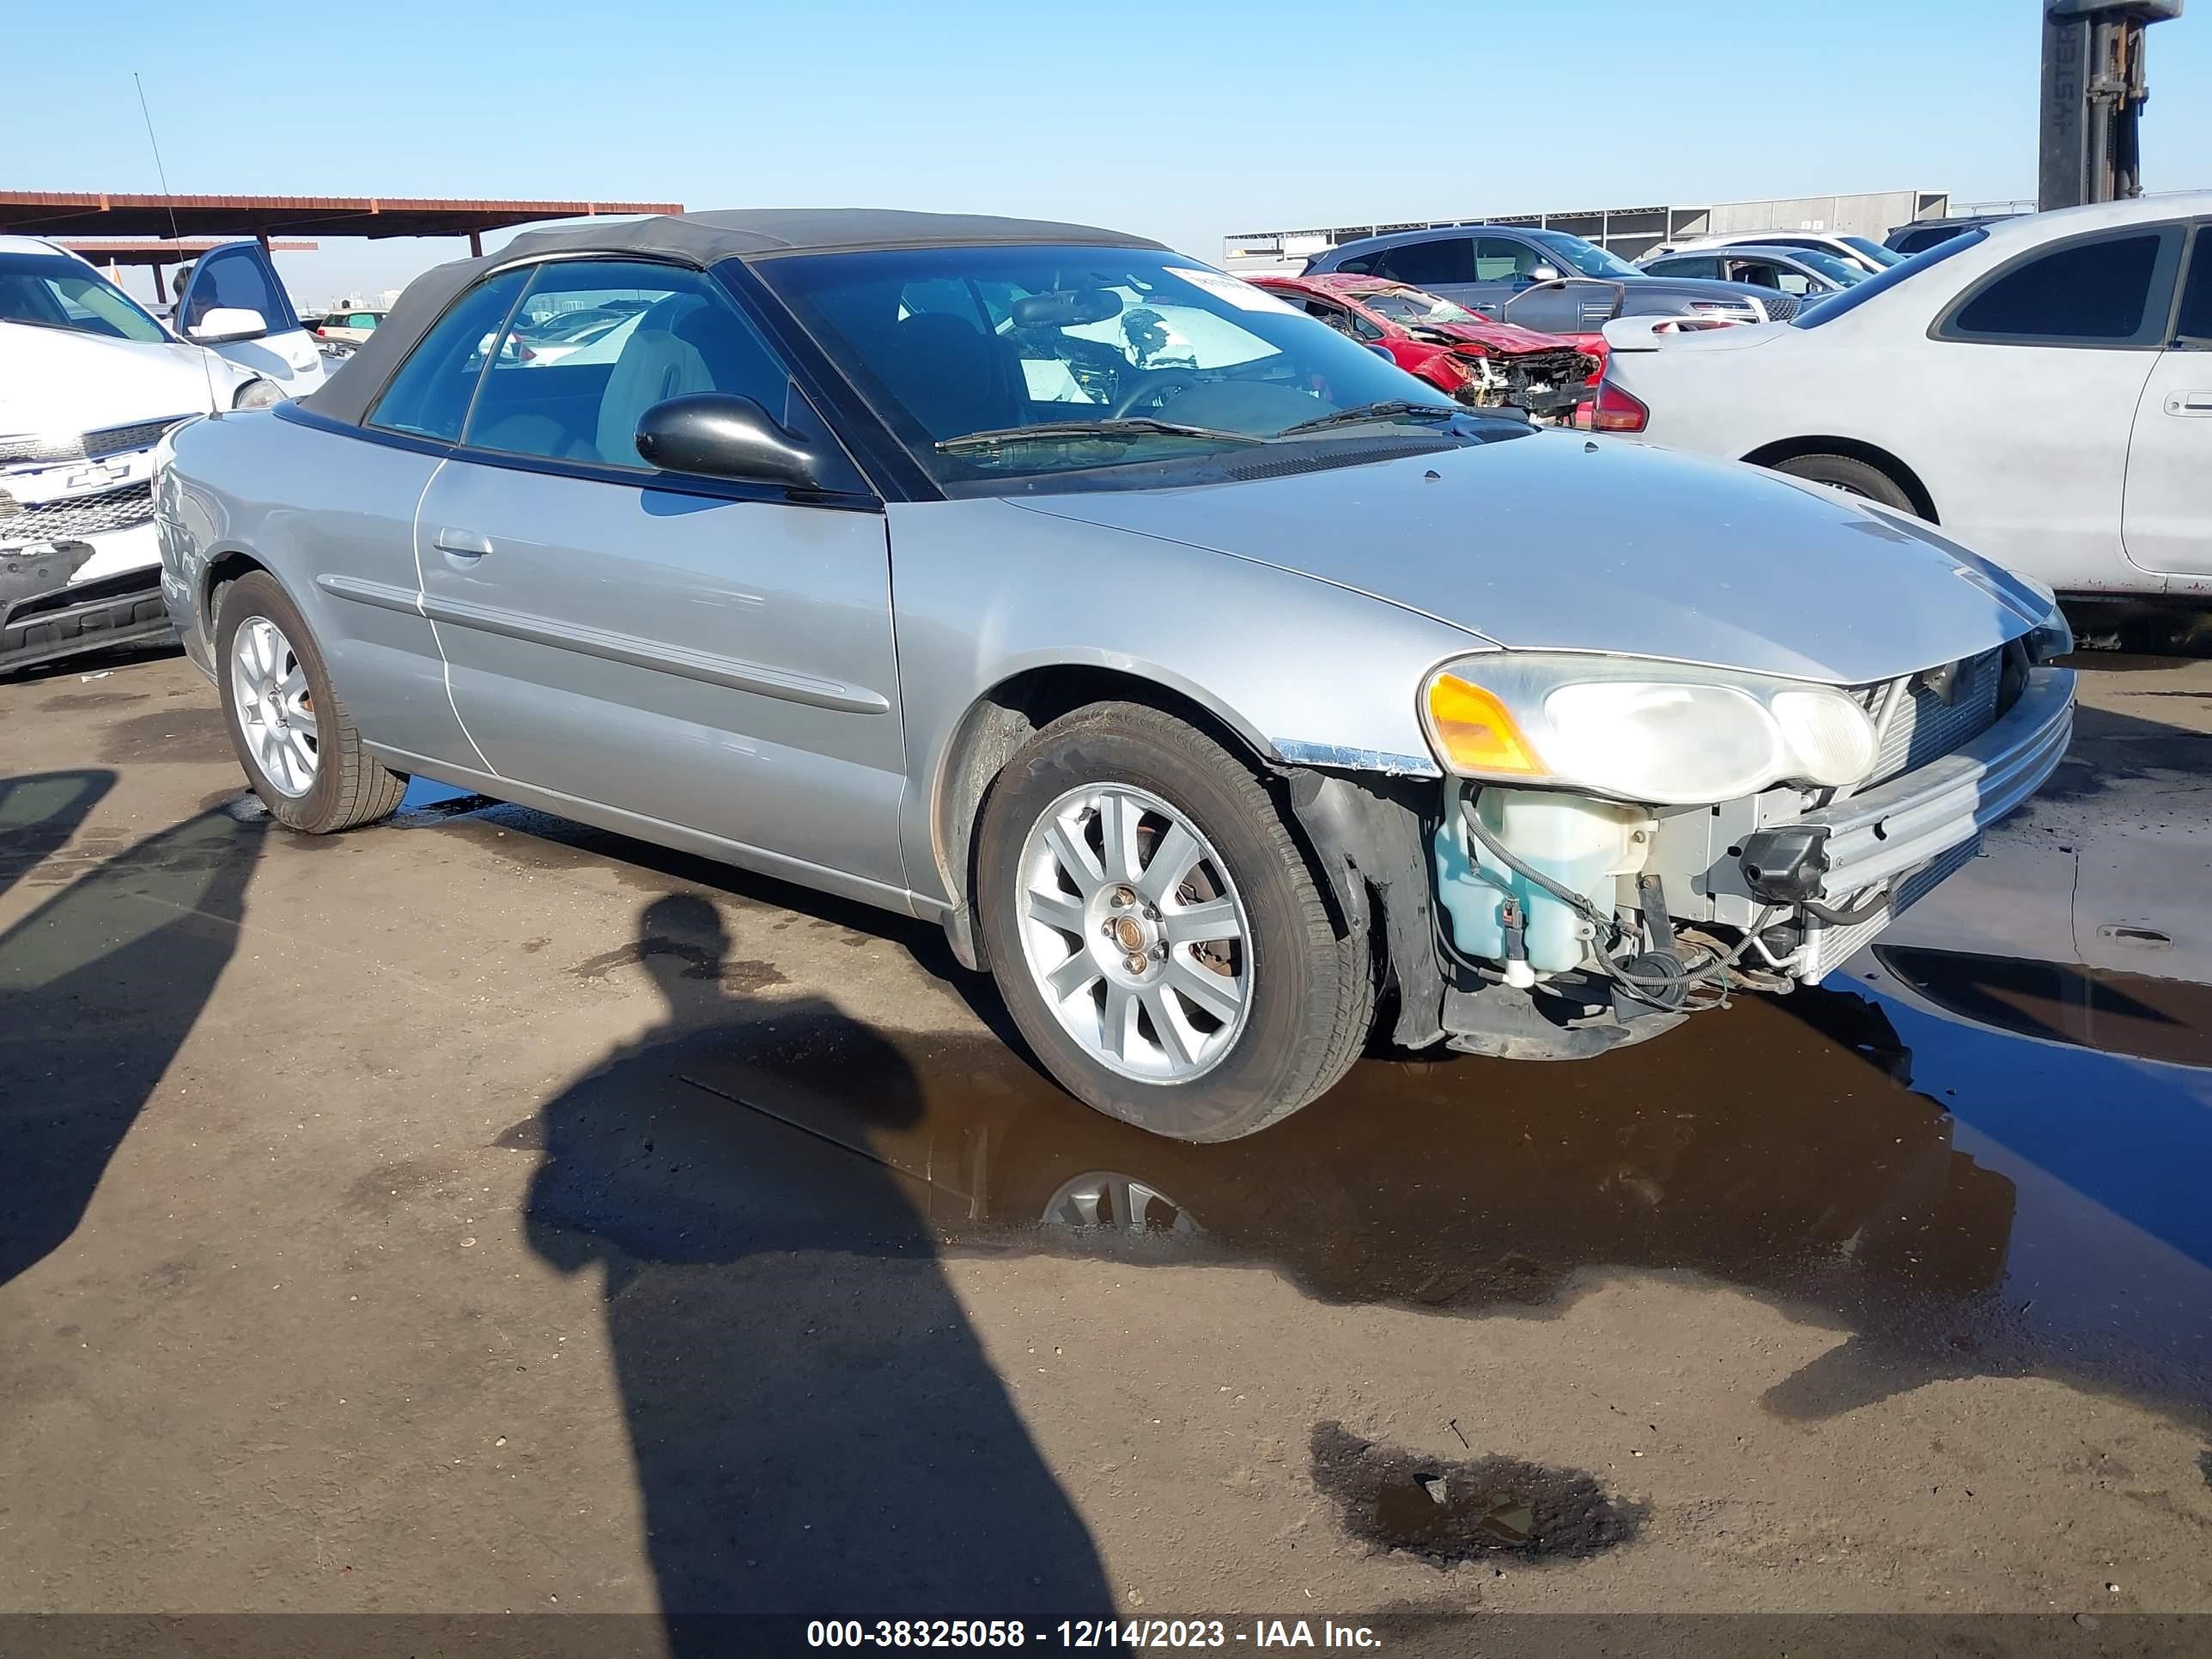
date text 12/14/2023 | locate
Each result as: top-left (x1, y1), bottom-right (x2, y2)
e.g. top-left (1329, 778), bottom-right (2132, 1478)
top-left (805, 1619), bottom-right (1384, 1648)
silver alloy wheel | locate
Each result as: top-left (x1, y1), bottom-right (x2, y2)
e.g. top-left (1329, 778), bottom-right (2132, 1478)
top-left (228, 615), bottom-right (319, 799)
top-left (1041, 1170), bottom-right (1201, 1235)
top-left (1014, 783), bottom-right (1254, 1084)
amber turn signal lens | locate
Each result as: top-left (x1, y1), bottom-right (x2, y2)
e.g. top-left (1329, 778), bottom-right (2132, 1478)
top-left (1425, 673), bottom-right (1547, 776)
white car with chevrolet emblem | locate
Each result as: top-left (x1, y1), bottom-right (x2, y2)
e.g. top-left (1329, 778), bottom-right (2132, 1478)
top-left (2, 236), bottom-right (324, 674)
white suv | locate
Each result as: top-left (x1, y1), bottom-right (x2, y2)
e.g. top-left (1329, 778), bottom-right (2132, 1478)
top-left (1, 237), bottom-right (326, 673)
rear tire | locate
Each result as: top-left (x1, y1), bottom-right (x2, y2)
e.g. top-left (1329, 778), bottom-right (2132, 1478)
top-left (975, 702), bottom-right (1375, 1143)
top-left (216, 570), bottom-right (406, 834)
top-left (1768, 452), bottom-right (1919, 514)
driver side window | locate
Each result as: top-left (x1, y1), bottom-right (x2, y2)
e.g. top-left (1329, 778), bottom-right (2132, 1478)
top-left (1373, 237), bottom-right (1474, 288)
top-left (1287, 295), bottom-right (1359, 339)
top-left (1472, 238), bottom-right (1542, 283)
top-left (465, 261), bottom-right (804, 473)
top-left (180, 244), bottom-right (296, 335)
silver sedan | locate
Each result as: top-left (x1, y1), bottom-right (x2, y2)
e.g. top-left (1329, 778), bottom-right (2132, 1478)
top-left (153, 210), bottom-right (2075, 1141)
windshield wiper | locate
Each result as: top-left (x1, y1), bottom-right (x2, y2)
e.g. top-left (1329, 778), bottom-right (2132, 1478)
top-left (1275, 400), bottom-right (1465, 437)
top-left (937, 417), bottom-right (1266, 454)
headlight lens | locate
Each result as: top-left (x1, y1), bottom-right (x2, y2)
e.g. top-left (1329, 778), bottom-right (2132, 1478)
top-left (2026, 605), bottom-right (2073, 664)
top-left (1541, 680), bottom-right (1778, 802)
top-left (231, 377), bottom-right (283, 410)
top-left (1770, 688), bottom-right (1879, 785)
top-left (1422, 654), bottom-right (1877, 805)
top-left (1427, 673), bottom-right (1547, 777)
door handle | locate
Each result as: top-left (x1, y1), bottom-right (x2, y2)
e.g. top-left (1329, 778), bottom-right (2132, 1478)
top-left (2165, 392), bottom-right (2212, 416)
top-left (434, 526), bottom-right (493, 556)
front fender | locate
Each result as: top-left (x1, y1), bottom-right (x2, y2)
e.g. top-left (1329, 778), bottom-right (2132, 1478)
top-left (886, 498), bottom-right (1482, 910)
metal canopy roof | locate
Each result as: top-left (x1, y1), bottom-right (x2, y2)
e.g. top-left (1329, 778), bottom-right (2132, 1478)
top-left (61, 237), bottom-right (318, 266)
top-left (0, 192), bottom-right (684, 240)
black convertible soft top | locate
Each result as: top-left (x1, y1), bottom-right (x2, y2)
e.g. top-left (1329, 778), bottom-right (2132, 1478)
top-left (301, 208), bottom-right (1166, 428)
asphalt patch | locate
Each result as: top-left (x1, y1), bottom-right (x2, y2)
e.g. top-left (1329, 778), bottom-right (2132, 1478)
top-left (97, 704), bottom-right (232, 766)
top-left (38, 691), bottom-right (149, 714)
top-left (1309, 1422), bottom-right (1643, 1567)
top-left (568, 933), bottom-right (789, 994)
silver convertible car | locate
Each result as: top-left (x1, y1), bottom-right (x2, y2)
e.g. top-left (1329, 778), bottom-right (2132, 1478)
top-left (155, 210), bottom-right (2077, 1142)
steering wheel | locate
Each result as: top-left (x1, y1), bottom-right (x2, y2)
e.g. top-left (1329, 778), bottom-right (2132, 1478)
top-left (1108, 370), bottom-right (1203, 419)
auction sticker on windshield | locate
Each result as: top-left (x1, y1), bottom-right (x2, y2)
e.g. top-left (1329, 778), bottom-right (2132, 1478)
top-left (1164, 268), bottom-right (1302, 314)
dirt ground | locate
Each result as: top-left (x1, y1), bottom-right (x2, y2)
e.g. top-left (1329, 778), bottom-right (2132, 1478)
top-left (3, 642), bottom-right (2210, 1634)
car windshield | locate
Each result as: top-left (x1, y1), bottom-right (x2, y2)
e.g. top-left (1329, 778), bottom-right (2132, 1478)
top-left (1524, 229), bottom-right (1641, 280)
top-left (0, 250), bottom-right (169, 344)
top-left (1839, 235), bottom-right (1905, 268)
top-left (757, 245), bottom-right (1475, 486)
top-left (1788, 248), bottom-right (1871, 286)
top-left (1792, 227), bottom-right (1989, 329)
top-left (1358, 288), bottom-right (1482, 326)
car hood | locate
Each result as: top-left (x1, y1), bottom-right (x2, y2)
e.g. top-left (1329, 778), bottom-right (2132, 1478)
top-left (1418, 318), bottom-right (1581, 355)
top-left (1008, 432), bottom-right (2045, 686)
top-left (0, 322), bottom-right (233, 436)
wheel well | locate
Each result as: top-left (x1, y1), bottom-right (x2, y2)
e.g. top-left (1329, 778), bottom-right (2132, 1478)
top-left (201, 550), bottom-right (270, 635)
top-left (932, 667), bottom-right (1275, 954)
top-left (1741, 436), bottom-right (1938, 523)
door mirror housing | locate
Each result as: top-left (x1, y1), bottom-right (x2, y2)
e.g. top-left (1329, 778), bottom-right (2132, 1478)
top-left (189, 307), bottom-right (269, 343)
top-left (634, 393), bottom-right (826, 489)
top-left (1527, 263), bottom-right (1564, 283)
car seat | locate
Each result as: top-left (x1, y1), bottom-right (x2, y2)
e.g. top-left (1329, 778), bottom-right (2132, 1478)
top-left (594, 295), bottom-right (720, 465)
top-left (874, 312), bottom-right (1022, 440)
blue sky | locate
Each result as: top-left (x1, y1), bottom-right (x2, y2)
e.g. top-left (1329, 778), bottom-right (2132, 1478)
top-left (7, 0), bottom-right (2211, 307)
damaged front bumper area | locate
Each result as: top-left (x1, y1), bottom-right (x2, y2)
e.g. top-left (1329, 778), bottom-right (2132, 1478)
top-left (1286, 770), bottom-right (1693, 1063)
top-left (1730, 665), bottom-right (2075, 979)
top-left (2, 522), bottom-right (171, 676)
top-left (3, 434), bottom-right (178, 674)
top-left (1285, 665), bottom-right (2076, 1063)
top-left (1443, 345), bottom-right (1601, 422)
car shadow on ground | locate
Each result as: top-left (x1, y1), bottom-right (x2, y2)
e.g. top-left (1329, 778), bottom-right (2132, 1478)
top-left (0, 788), bottom-right (265, 1290)
top-left (512, 893), bottom-right (1115, 1626)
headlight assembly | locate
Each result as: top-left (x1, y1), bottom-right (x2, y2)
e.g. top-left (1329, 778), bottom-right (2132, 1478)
top-left (2025, 604), bottom-right (2074, 664)
top-left (1421, 653), bottom-right (1877, 805)
top-left (231, 377), bottom-right (283, 410)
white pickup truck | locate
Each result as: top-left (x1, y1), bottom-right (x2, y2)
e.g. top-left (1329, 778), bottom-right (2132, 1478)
top-left (2, 236), bottom-right (325, 674)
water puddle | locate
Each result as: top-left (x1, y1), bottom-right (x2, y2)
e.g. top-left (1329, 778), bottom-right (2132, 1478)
top-left (1310, 1423), bottom-right (1642, 1565)
top-left (408, 772), bottom-right (2212, 1425)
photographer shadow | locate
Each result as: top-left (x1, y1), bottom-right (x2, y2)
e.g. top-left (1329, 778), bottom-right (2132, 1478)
top-left (520, 894), bottom-right (1113, 1626)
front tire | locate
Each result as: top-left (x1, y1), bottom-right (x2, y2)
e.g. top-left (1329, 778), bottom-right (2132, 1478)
top-left (216, 570), bottom-right (406, 833)
top-left (1769, 452), bottom-right (1918, 514)
top-left (975, 702), bottom-right (1374, 1143)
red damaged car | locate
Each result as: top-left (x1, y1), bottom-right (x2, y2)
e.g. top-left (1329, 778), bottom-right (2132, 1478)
top-left (1253, 273), bottom-right (1602, 421)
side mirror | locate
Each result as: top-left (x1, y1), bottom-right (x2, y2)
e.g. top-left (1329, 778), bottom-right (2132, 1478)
top-left (634, 392), bottom-right (826, 489)
top-left (189, 307), bottom-right (269, 343)
top-left (1527, 264), bottom-right (1563, 284)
